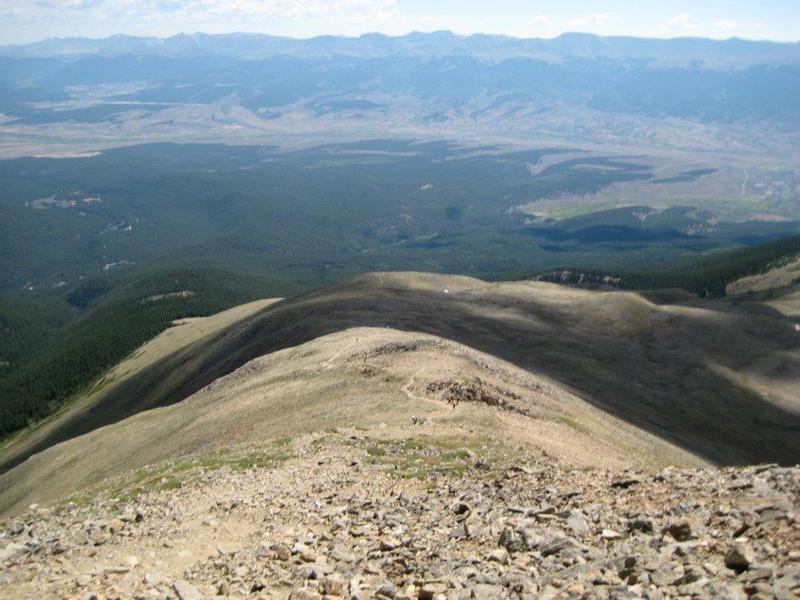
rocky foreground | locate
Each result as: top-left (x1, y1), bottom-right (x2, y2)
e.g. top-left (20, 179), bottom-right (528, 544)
top-left (1, 430), bottom-right (798, 600)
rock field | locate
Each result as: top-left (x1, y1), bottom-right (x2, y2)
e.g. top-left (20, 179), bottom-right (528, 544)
top-left (1, 429), bottom-right (798, 600)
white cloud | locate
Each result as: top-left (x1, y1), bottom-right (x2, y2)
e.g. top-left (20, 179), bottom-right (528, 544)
top-left (714, 19), bottom-right (738, 31)
top-left (343, 5), bottom-right (400, 26)
top-left (530, 15), bottom-right (551, 26)
top-left (668, 13), bottom-right (699, 30)
top-left (0, 0), bottom-right (413, 41)
top-left (570, 13), bottom-right (611, 27)
top-left (205, 0), bottom-right (392, 19)
top-left (418, 16), bottom-right (449, 29)
top-left (713, 18), bottom-right (765, 33)
top-left (1, 0), bottom-right (401, 24)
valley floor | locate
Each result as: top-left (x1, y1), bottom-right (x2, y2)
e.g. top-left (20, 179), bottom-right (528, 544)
top-left (0, 428), bottom-right (798, 600)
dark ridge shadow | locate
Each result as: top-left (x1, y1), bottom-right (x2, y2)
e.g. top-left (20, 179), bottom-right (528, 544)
top-left (636, 289), bottom-right (699, 305)
top-left (729, 283), bottom-right (800, 307)
top-left (2, 274), bottom-right (799, 474)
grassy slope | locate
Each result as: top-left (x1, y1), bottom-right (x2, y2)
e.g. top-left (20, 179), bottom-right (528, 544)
top-left (726, 256), bottom-right (800, 295)
top-left (1, 235), bottom-right (799, 512)
top-left (1, 271), bottom-right (797, 512)
top-left (0, 323), bottom-right (703, 515)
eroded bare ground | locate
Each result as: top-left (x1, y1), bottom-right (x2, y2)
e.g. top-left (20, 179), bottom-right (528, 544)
top-left (0, 430), bottom-right (798, 600)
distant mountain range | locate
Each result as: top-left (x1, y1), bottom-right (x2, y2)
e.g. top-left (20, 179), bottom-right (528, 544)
top-left (2, 31), bottom-right (799, 66)
top-left (1, 31), bottom-right (799, 157)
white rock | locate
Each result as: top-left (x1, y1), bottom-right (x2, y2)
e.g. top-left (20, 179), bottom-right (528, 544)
top-left (173, 579), bottom-right (202, 600)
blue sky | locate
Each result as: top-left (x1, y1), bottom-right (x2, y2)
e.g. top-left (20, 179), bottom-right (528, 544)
top-left (1, 0), bottom-right (798, 45)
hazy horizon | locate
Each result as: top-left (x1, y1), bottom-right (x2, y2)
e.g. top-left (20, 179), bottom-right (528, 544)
top-left (5, 28), bottom-right (800, 48)
top-left (1, 0), bottom-right (798, 45)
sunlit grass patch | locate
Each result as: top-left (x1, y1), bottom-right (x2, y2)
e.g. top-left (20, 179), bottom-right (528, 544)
top-left (361, 433), bottom-right (525, 481)
top-left (59, 445), bottom-right (293, 508)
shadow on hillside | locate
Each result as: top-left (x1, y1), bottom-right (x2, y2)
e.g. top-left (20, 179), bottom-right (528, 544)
top-left (2, 274), bottom-right (799, 473)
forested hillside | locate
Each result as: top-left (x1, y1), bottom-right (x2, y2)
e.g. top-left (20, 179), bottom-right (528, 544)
top-left (529, 234), bottom-right (800, 297)
top-left (0, 268), bottom-right (296, 438)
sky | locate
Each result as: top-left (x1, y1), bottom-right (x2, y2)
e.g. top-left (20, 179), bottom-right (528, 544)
top-left (0, 0), bottom-right (798, 46)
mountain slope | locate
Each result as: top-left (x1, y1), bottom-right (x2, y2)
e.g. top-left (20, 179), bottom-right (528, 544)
top-left (0, 296), bottom-right (279, 477)
top-left (0, 324), bottom-right (699, 516)
top-left (727, 257), bottom-right (800, 295)
top-left (1, 272), bottom-right (798, 514)
top-left (1, 432), bottom-right (798, 600)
